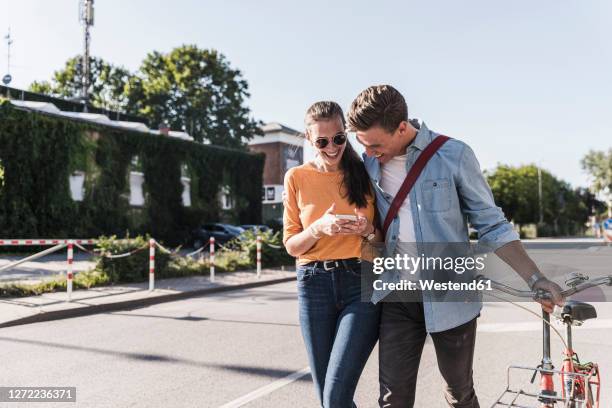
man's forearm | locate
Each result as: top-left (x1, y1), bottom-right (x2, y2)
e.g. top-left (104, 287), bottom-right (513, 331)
top-left (494, 240), bottom-right (544, 288)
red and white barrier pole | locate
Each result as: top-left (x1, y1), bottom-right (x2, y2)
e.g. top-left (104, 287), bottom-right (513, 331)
top-left (67, 240), bottom-right (74, 302)
top-left (149, 239), bottom-right (155, 291)
top-left (210, 236), bottom-right (215, 282)
top-left (256, 235), bottom-right (262, 278)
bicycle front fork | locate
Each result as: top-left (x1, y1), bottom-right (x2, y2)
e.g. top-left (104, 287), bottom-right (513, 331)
top-left (539, 311), bottom-right (557, 408)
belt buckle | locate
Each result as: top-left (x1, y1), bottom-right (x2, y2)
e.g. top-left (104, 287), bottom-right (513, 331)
top-left (323, 260), bottom-right (337, 271)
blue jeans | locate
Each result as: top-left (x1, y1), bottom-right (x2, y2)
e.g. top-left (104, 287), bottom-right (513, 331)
top-left (297, 261), bottom-right (381, 408)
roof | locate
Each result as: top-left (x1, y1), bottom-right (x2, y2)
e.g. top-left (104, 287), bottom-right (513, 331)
top-left (260, 122), bottom-right (303, 136)
top-left (1, 84), bottom-right (147, 124)
top-left (250, 122), bottom-right (304, 147)
top-left (8, 100), bottom-right (194, 142)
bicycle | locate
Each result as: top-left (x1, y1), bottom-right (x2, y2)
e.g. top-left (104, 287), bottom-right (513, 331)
top-left (477, 272), bottom-right (612, 408)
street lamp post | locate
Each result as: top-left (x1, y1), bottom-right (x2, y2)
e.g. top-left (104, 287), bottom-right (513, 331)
top-left (538, 166), bottom-right (543, 224)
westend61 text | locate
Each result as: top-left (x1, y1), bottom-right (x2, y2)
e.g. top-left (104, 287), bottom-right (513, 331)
top-left (372, 279), bottom-right (493, 292)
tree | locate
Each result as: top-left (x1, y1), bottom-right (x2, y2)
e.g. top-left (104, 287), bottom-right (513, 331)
top-left (581, 149), bottom-right (612, 217)
top-left (487, 164), bottom-right (594, 236)
top-left (29, 56), bottom-right (133, 111)
top-left (125, 45), bottom-right (262, 147)
top-left (29, 46), bottom-right (262, 148)
top-left (486, 164), bottom-right (557, 226)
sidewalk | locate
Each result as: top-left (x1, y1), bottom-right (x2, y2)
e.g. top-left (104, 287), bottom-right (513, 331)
top-left (0, 267), bottom-right (295, 328)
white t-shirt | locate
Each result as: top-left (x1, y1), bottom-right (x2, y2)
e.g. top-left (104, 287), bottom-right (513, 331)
top-left (380, 154), bottom-right (416, 243)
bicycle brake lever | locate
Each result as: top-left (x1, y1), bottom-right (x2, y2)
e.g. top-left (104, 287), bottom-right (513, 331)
top-left (565, 272), bottom-right (589, 288)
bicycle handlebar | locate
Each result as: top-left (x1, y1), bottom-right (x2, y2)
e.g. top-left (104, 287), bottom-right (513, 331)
top-left (475, 275), bottom-right (612, 300)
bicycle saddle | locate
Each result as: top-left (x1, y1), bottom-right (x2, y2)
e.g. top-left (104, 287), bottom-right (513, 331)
top-left (556, 300), bottom-right (597, 324)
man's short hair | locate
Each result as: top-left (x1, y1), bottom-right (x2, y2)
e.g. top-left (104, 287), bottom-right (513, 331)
top-left (347, 85), bottom-right (408, 133)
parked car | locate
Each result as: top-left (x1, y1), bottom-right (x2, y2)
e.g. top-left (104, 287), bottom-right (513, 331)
top-left (240, 224), bottom-right (272, 234)
top-left (190, 223), bottom-right (245, 249)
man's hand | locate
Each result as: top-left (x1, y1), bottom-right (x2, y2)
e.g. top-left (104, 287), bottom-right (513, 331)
top-left (494, 241), bottom-right (565, 313)
top-left (532, 278), bottom-right (564, 313)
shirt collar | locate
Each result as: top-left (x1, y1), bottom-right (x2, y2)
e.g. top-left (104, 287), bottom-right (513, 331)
top-left (363, 121), bottom-right (433, 182)
top-left (406, 121), bottom-right (433, 153)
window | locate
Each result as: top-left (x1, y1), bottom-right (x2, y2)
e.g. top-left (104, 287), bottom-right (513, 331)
top-left (181, 177), bottom-right (192, 207)
top-left (131, 155), bottom-right (143, 172)
top-left (219, 185), bottom-right (234, 210)
top-left (129, 171), bottom-right (145, 206)
top-left (266, 187), bottom-right (275, 201)
top-left (69, 171), bottom-right (86, 201)
top-left (181, 164), bottom-right (191, 207)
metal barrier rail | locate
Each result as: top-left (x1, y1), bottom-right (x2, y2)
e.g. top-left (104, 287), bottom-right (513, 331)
top-left (0, 235), bottom-right (268, 301)
top-left (0, 239), bottom-right (96, 246)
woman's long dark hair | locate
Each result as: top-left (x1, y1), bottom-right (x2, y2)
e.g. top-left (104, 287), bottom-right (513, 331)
top-left (305, 101), bottom-right (373, 208)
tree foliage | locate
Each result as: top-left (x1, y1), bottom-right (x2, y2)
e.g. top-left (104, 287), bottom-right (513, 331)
top-left (28, 45), bottom-right (262, 148)
top-left (581, 149), bottom-right (612, 212)
top-left (29, 56), bottom-right (133, 111)
top-left (486, 164), bottom-right (598, 236)
top-left (126, 45), bottom-right (262, 147)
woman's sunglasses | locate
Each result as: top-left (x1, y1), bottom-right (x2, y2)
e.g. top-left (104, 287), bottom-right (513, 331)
top-left (314, 133), bottom-right (347, 149)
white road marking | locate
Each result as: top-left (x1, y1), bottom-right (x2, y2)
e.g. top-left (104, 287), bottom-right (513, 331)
top-left (217, 315), bottom-right (612, 407)
top-left (478, 318), bottom-right (612, 333)
top-left (218, 366), bottom-right (311, 408)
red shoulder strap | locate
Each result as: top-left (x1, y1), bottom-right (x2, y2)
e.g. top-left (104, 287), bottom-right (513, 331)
top-left (381, 135), bottom-right (450, 237)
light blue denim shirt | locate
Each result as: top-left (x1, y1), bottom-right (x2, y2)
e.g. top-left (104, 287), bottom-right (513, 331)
top-left (364, 122), bottom-right (519, 332)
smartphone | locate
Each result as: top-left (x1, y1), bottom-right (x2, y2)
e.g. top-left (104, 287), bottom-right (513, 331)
top-left (335, 214), bottom-right (359, 221)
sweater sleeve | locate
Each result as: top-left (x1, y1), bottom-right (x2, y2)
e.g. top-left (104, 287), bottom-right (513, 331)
top-left (283, 169), bottom-right (302, 245)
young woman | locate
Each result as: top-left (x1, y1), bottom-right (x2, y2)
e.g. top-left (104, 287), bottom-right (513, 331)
top-left (283, 101), bottom-right (381, 407)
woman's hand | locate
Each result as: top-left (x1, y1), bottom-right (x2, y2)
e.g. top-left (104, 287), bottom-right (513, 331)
top-left (310, 203), bottom-right (354, 237)
top-left (336, 208), bottom-right (374, 237)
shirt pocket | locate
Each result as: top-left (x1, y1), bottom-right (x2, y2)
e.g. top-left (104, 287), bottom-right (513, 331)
top-left (422, 178), bottom-right (451, 212)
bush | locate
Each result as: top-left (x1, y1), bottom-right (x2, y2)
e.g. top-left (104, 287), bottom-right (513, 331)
top-left (215, 250), bottom-right (252, 272)
top-left (0, 269), bottom-right (111, 297)
top-left (96, 235), bottom-right (171, 282)
top-left (226, 229), bottom-right (292, 267)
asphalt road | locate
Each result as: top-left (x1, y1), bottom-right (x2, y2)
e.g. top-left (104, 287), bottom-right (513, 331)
top-left (1, 276), bottom-right (612, 408)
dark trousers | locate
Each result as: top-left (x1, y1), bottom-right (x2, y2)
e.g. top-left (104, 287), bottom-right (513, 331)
top-left (378, 301), bottom-right (479, 408)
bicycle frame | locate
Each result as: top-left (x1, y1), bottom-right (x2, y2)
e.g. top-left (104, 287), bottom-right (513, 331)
top-left (480, 274), bottom-right (611, 408)
top-left (493, 365), bottom-right (596, 407)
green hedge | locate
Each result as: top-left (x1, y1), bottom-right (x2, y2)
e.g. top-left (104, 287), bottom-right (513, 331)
top-left (0, 99), bottom-right (264, 244)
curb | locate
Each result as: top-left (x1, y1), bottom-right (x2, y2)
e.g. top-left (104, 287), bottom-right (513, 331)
top-left (0, 276), bottom-right (295, 329)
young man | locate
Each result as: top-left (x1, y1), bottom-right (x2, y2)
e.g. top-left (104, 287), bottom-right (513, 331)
top-left (347, 85), bottom-right (564, 408)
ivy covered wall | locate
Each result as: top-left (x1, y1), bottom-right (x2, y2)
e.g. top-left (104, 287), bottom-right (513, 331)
top-left (0, 100), bottom-right (264, 244)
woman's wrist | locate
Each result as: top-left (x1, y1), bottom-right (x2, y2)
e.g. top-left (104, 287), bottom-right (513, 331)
top-left (308, 223), bottom-right (322, 239)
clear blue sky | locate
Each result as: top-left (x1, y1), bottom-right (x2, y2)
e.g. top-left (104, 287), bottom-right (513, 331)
top-left (2, 0), bottom-right (610, 188)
